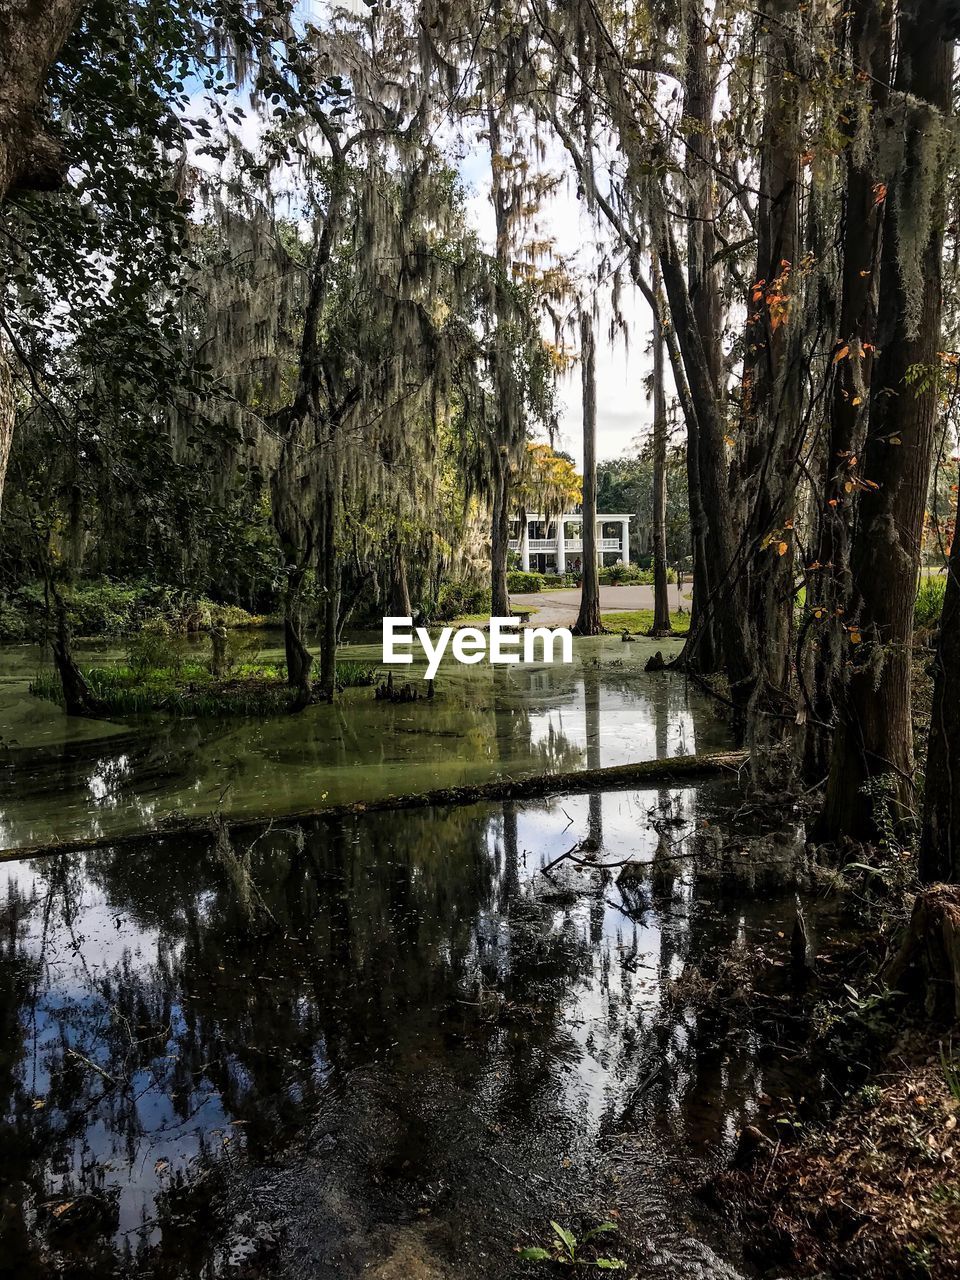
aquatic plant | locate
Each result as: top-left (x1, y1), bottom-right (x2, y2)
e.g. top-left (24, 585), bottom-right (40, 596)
top-left (517, 1221), bottom-right (625, 1269)
top-left (29, 657), bottom-right (379, 717)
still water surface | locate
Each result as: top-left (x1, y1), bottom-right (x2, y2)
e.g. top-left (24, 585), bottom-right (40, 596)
top-left (0, 637), bottom-right (819, 1278)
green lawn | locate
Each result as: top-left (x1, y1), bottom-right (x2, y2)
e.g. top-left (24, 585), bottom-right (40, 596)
top-left (601, 609), bottom-right (690, 636)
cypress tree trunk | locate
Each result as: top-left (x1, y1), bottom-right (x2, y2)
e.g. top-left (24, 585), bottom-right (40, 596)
top-left (823, 0), bottom-right (954, 838)
top-left (804, 0), bottom-right (890, 780)
top-left (390, 544), bottom-right (412, 617)
top-left (317, 488), bottom-right (339, 706)
top-left (650, 264), bottom-right (673, 638)
top-left (648, 186), bottom-right (755, 715)
top-left (50, 588), bottom-right (104, 718)
top-left (678, 0), bottom-right (722, 672)
top-left (921, 526), bottom-right (960, 881)
top-left (490, 456), bottom-right (511, 617)
top-left (574, 311), bottom-right (602, 636)
top-left (283, 565), bottom-right (313, 701)
top-left (734, 0), bottom-right (802, 750)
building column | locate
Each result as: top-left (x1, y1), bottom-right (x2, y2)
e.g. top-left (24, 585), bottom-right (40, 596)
top-left (556, 516), bottom-right (566, 573)
top-left (596, 518), bottom-right (603, 567)
top-left (520, 518), bottom-right (530, 572)
top-left (620, 517), bottom-right (630, 565)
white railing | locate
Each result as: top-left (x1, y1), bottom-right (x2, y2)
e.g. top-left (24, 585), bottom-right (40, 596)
top-left (509, 534), bottom-right (625, 555)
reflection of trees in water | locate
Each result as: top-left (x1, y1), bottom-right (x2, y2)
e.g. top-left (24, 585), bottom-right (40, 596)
top-left (0, 807), bottom-right (599, 1276)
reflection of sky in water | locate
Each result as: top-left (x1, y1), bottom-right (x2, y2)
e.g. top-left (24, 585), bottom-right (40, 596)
top-left (0, 783), bottom-right (821, 1277)
top-left (5, 863), bottom-right (234, 1245)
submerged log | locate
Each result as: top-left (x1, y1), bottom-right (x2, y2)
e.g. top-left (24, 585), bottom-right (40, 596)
top-left (0, 749), bottom-right (749, 863)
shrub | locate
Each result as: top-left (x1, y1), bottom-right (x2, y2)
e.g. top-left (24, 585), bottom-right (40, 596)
top-left (126, 619), bottom-right (188, 677)
top-left (433, 580), bottom-right (491, 621)
top-left (506, 570), bottom-right (544, 593)
top-left (915, 575), bottom-right (947, 630)
top-left (0, 578), bottom-right (265, 641)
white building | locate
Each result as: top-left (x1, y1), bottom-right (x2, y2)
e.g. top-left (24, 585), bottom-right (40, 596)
top-left (509, 512), bottom-right (632, 573)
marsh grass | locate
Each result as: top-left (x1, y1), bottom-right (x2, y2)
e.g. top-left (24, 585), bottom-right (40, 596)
top-left (30, 658), bottom-right (379, 717)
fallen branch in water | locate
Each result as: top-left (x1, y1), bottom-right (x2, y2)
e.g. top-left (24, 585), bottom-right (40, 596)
top-left (0, 749), bottom-right (749, 863)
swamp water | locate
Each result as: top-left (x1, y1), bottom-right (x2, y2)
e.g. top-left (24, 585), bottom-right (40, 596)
top-left (0, 638), bottom-right (831, 1277)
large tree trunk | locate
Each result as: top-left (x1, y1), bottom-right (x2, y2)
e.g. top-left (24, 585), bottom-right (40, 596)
top-left (734, 0), bottom-right (802, 755)
top-left (650, 262), bottom-right (672, 639)
top-left (921, 523), bottom-right (960, 881)
top-left (678, 0), bottom-right (722, 672)
top-left (822, 0), bottom-right (954, 839)
top-left (574, 311), bottom-right (602, 636)
top-left (0, 0), bottom-right (86, 516)
top-left (804, 0), bottom-right (891, 781)
top-left (648, 187), bottom-right (755, 716)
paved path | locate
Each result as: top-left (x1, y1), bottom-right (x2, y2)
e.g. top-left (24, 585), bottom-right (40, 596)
top-left (511, 584), bottom-right (692, 627)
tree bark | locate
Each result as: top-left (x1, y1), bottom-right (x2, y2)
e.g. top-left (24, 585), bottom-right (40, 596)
top-left (490, 455), bottom-right (511, 616)
top-left (648, 186), bottom-right (755, 713)
top-left (804, 0), bottom-right (891, 781)
top-left (574, 311), bottom-right (602, 636)
top-left (0, 0), bottom-right (86, 517)
top-left (650, 260), bottom-right (673, 638)
top-left (823, 0), bottom-right (954, 838)
top-left (317, 488), bottom-right (339, 706)
top-left (282, 565), bottom-right (313, 702)
top-left (50, 588), bottom-right (104, 718)
top-left (678, 0), bottom-right (723, 673)
top-left (734, 0), bottom-right (802, 752)
top-left (921, 519), bottom-right (960, 881)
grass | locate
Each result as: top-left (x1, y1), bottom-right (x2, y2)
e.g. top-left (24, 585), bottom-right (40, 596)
top-left (601, 609), bottom-right (690, 636)
top-left (30, 658), bottom-right (380, 717)
top-left (915, 575), bottom-right (947, 631)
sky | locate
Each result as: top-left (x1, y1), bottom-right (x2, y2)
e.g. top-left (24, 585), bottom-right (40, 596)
top-left (459, 139), bottom-right (658, 471)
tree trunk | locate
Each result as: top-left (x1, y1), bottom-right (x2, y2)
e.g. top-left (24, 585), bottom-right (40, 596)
top-left (283, 566), bottom-right (313, 704)
top-left (317, 490), bottom-right (339, 705)
top-left (804, 0), bottom-right (891, 780)
top-left (884, 885), bottom-right (960, 1021)
top-left (650, 261), bottom-right (673, 639)
top-left (648, 187), bottom-right (755, 714)
top-left (0, 0), bottom-right (86, 515)
top-left (921, 520), bottom-right (960, 881)
top-left (734, 0), bottom-right (802, 754)
top-left (490, 456), bottom-right (511, 616)
top-left (50, 589), bottom-right (104, 718)
top-left (678, 0), bottom-right (723, 673)
top-left (823, 0), bottom-right (954, 839)
top-left (391, 543), bottom-right (412, 617)
top-left (574, 311), bottom-right (602, 636)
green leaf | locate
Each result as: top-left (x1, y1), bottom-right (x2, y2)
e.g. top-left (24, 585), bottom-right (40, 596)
top-left (593, 1259), bottom-right (627, 1270)
top-left (516, 1247), bottom-right (552, 1262)
top-left (551, 1222), bottom-right (577, 1258)
top-left (583, 1223), bottom-right (618, 1242)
